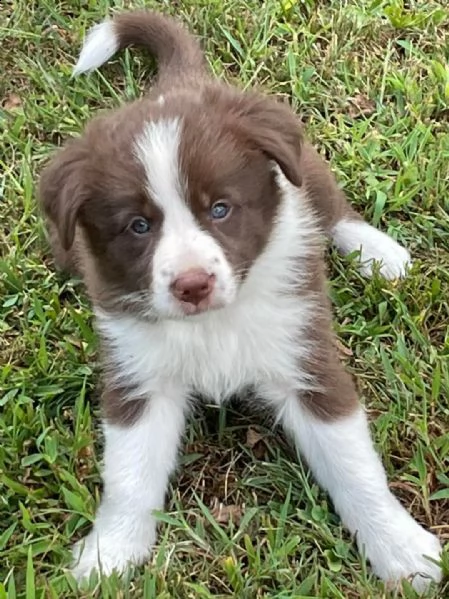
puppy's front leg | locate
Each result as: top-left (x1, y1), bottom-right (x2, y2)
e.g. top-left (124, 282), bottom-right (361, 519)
top-left (71, 388), bottom-right (188, 582)
top-left (266, 380), bottom-right (442, 591)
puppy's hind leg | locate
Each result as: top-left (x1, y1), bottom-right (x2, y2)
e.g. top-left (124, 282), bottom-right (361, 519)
top-left (331, 218), bottom-right (412, 280)
top-left (301, 143), bottom-right (412, 279)
top-left (263, 361), bottom-right (442, 592)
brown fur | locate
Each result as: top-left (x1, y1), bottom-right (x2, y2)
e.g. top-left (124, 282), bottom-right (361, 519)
top-left (101, 385), bottom-right (148, 426)
top-left (303, 266), bottom-right (359, 420)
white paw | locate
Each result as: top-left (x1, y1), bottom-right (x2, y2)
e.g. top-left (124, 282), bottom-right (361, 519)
top-left (332, 220), bottom-right (412, 280)
top-left (71, 528), bottom-right (153, 582)
top-left (362, 513), bottom-right (442, 592)
top-left (357, 235), bottom-right (411, 280)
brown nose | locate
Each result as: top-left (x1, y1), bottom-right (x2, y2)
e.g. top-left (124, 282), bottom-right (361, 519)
top-left (171, 269), bottom-right (215, 306)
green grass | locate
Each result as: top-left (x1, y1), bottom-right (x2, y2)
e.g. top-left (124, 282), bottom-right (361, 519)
top-left (1, 0), bottom-right (449, 596)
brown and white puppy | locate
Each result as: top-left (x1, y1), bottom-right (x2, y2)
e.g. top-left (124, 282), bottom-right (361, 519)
top-left (39, 11), bottom-right (441, 590)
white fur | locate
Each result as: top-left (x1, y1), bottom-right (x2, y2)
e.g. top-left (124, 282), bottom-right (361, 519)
top-left (275, 397), bottom-right (442, 592)
top-left (134, 118), bottom-right (185, 219)
top-left (134, 119), bottom-right (238, 318)
top-left (73, 21), bottom-right (119, 76)
top-left (72, 390), bottom-right (189, 580)
top-left (332, 219), bottom-right (412, 279)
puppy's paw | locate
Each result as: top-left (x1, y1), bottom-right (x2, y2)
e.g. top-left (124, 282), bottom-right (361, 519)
top-left (332, 220), bottom-right (412, 280)
top-left (71, 528), bottom-right (153, 583)
top-left (363, 514), bottom-right (442, 593)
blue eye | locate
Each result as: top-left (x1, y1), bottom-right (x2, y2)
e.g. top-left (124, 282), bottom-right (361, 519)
top-left (210, 201), bottom-right (231, 220)
top-left (130, 217), bottom-right (151, 234)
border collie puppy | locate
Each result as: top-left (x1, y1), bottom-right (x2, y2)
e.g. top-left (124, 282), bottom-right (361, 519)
top-left (39, 10), bottom-right (442, 591)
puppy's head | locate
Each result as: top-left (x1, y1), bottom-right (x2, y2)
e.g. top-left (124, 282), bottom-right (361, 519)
top-left (39, 88), bottom-right (303, 319)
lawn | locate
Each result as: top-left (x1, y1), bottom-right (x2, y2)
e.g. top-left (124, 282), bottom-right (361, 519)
top-left (1, 0), bottom-right (448, 597)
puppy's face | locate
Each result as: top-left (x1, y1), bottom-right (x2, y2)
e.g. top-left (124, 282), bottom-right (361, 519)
top-left (39, 89), bottom-right (303, 319)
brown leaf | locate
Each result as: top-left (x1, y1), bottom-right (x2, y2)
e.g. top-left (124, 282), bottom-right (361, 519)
top-left (246, 425), bottom-right (267, 458)
top-left (246, 426), bottom-right (264, 448)
top-left (210, 497), bottom-right (243, 525)
top-left (347, 93), bottom-right (375, 118)
top-left (333, 337), bottom-right (353, 357)
top-left (2, 93), bottom-right (22, 110)
top-left (78, 445), bottom-right (94, 460)
top-left (389, 480), bottom-right (422, 500)
top-left (42, 24), bottom-right (72, 43)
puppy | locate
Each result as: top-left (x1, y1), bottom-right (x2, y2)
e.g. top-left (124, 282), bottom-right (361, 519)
top-left (39, 10), bottom-right (442, 590)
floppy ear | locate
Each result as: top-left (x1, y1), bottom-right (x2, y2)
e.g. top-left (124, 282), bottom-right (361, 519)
top-left (38, 141), bottom-right (87, 251)
top-left (236, 94), bottom-right (303, 187)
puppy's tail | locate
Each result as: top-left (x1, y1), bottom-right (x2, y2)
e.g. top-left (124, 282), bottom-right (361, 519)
top-left (73, 10), bottom-right (206, 85)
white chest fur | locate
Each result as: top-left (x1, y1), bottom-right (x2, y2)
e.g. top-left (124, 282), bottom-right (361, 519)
top-left (97, 290), bottom-right (316, 402)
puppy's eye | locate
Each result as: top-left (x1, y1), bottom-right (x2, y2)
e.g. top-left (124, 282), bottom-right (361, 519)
top-left (130, 217), bottom-right (151, 234)
top-left (210, 201), bottom-right (231, 220)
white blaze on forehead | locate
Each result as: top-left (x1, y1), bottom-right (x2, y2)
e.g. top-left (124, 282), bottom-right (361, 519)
top-left (134, 118), bottom-right (194, 229)
top-left (133, 118), bottom-right (237, 317)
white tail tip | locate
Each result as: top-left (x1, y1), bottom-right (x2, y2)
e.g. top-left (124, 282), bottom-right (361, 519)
top-left (73, 20), bottom-right (119, 76)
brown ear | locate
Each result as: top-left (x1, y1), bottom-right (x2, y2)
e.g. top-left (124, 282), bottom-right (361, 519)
top-left (38, 142), bottom-right (87, 251)
top-left (236, 94), bottom-right (303, 187)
